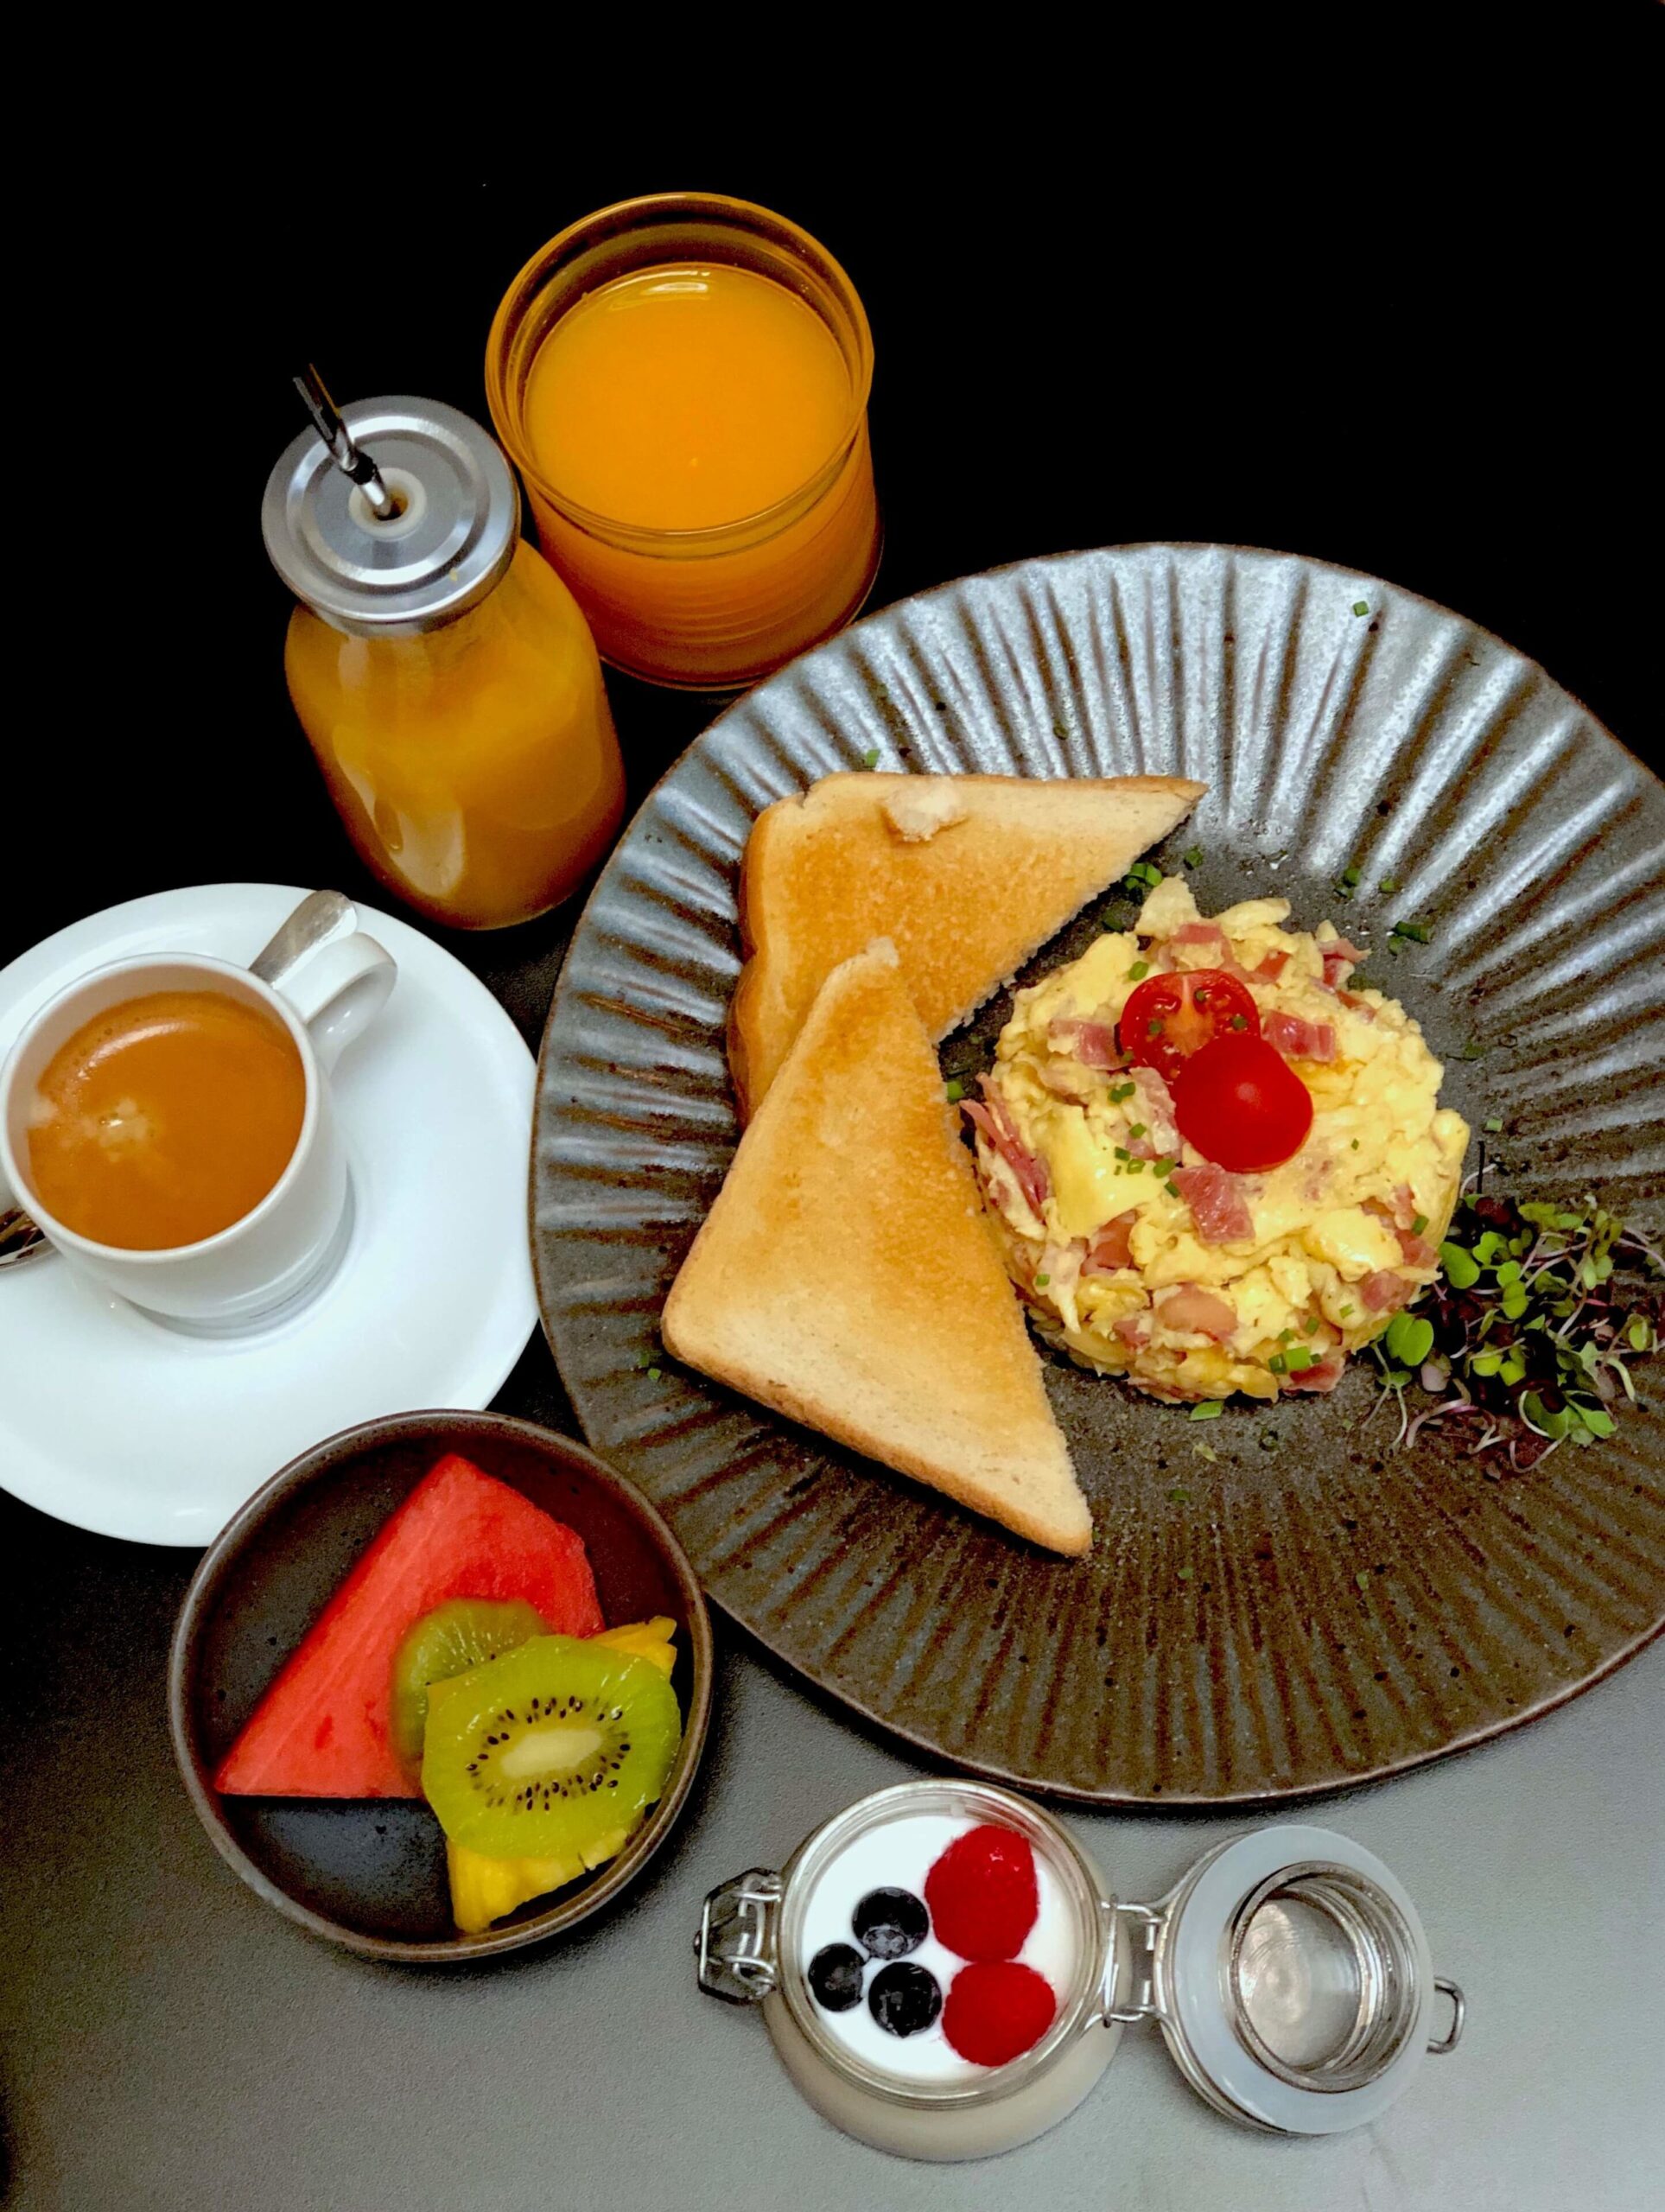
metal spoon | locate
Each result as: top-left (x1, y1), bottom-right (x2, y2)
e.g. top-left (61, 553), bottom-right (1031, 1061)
top-left (0, 891), bottom-right (360, 1272)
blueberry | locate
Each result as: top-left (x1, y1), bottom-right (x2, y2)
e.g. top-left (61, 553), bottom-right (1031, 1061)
top-left (852, 1886), bottom-right (929, 1960)
top-left (808, 1942), bottom-right (866, 2013)
top-left (868, 1961), bottom-right (942, 2038)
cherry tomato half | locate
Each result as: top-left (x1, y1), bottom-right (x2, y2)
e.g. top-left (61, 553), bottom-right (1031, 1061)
top-left (1172, 1032), bottom-right (1313, 1172)
top-left (1120, 969), bottom-right (1260, 1084)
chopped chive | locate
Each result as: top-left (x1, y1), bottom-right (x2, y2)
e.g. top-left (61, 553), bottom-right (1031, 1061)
top-left (1350, 1138), bottom-right (1360, 1150)
top-left (861, 747), bottom-right (880, 768)
top-left (1151, 1157), bottom-right (1174, 1179)
top-left (1128, 1160), bottom-right (1146, 1173)
top-left (1114, 1146), bottom-right (1130, 1161)
top-left (1182, 846), bottom-right (1204, 868)
top-left (1109, 1081), bottom-right (1136, 1102)
top-left (1190, 1401), bottom-right (1224, 1421)
top-left (646, 1366), bottom-right (663, 1381)
top-left (1341, 864), bottom-right (1361, 887)
top-left (1260, 1430), bottom-right (1281, 1452)
top-left (1390, 919), bottom-right (1433, 944)
top-left (1411, 1213), bottom-right (1429, 1236)
top-left (1165, 1178), bottom-right (1182, 1198)
top-left (1284, 1346), bottom-right (1316, 1373)
top-left (944, 1077), bottom-right (965, 1103)
top-left (1379, 876), bottom-right (1399, 893)
top-left (1175, 1565), bottom-right (1193, 1581)
top-left (1352, 601), bottom-right (1369, 617)
top-left (1278, 1329), bottom-right (1295, 1344)
top-left (1034, 1274), bottom-right (1051, 1288)
top-left (1128, 960), bottom-right (1150, 982)
top-left (1460, 1041), bottom-right (1486, 1059)
top-left (1169, 1486), bottom-right (1193, 1503)
top-left (1268, 1353), bottom-right (1288, 1374)
top-left (1484, 1116), bottom-right (1503, 1134)
top-left (1340, 1305), bottom-right (1355, 1319)
top-left (1305, 1316), bottom-right (1321, 1335)
top-left (1128, 1122), bottom-right (1147, 1139)
top-left (1147, 1019), bottom-right (1162, 1039)
top-left (1192, 1441), bottom-right (1219, 1462)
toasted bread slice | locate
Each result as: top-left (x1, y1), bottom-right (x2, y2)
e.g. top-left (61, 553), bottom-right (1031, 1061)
top-left (729, 772), bottom-right (1205, 1116)
top-left (664, 940), bottom-right (1090, 1556)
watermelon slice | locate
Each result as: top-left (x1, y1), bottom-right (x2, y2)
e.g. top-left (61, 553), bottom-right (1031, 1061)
top-left (215, 1453), bottom-right (604, 1800)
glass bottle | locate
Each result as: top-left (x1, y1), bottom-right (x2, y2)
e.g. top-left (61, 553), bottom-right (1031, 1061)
top-left (263, 394), bottom-right (625, 929)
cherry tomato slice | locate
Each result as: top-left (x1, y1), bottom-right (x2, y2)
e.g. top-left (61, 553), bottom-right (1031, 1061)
top-left (1120, 969), bottom-right (1260, 1084)
top-left (1172, 1032), bottom-right (1314, 1172)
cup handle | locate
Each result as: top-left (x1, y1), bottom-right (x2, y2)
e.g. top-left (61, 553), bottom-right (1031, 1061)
top-left (273, 931), bottom-right (397, 1071)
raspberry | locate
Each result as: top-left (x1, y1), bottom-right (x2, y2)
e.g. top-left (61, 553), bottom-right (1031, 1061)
top-left (924, 1823), bottom-right (1039, 1961)
top-left (942, 1961), bottom-right (1056, 2067)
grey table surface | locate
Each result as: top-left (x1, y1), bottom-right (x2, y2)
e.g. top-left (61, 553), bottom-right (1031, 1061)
top-left (3, 1487), bottom-right (1662, 2212)
top-left (3, 874), bottom-right (1663, 2212)
top-left (6, 649), bottom-right (1664, 2212)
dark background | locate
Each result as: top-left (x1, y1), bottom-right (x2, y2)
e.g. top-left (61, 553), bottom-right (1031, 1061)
top-left (3, 31), bottom-right (1661, 2209)
top-left (13, 28), bottom-right (1662, 950)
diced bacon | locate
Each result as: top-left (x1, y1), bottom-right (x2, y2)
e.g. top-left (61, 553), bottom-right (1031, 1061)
top-left (1359, 1269), bottom-right (1414, 1314)
top-left (1395, 1226), bottom-right (1437, 1268)
top-left (1282, 1355), bottom-right (1344, 1393)
top-left (1265, 1011), bottom-right (1337, 1064)
top-left (1112, 1311), bottom-right (1152, 1348)
top-left (1156, 1284), bottom-right (1238, 1339)
top-left (963, 1084), bottom-right (1049, 1217)
top-left (1255, 949), bottom-right (1290, 981)
top-left (1321, 939), bottom-right (1366, 984)
top-left (1337, 989), bottom-right (1376, 1019)
top-left (1047, 1017), bottom-right (1127, 1070)
top-left (1173, 920), bottom-right (1225, 946)
top-left (1171, 1163), bottom-right (1255, 1243)
top-left (1392, 1184), bottom-right (1418, 1228)
top-left (1128, 1065), bottom-right (1180, 1154)
top-left (1083, 1211), bottom-right (1139, 1274)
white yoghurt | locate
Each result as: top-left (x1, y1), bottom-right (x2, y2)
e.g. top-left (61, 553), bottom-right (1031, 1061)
top-left (797, 1811), bottom-right (1078, 2084)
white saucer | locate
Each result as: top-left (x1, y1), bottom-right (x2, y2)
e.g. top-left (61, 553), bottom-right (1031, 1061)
top-left (0, 884), bottom-right (537, 1547)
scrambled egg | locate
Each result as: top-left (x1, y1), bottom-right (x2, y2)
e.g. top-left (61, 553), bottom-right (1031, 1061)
top-left (967, 875), bottom-right (1470, 1402)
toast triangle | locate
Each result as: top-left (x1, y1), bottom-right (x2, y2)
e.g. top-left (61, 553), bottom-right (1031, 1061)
top-left (664, 939), bottom-right (1090, 1556)
top-left (729, 772), bottom-right (1205, 1116)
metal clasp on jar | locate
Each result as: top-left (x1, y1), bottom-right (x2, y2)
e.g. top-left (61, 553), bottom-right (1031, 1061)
top-left (696, 1869), bottom-right (785, 2005)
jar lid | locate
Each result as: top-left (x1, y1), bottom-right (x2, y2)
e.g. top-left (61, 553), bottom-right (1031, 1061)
top-left (1135, 1822), bottom-right (1461, 2136)
top-left (262, 395), bottom-right (518, 634)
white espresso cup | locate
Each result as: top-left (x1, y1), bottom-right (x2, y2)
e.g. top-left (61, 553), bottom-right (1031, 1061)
top-left (0, 923), bottom-right (395, 1331)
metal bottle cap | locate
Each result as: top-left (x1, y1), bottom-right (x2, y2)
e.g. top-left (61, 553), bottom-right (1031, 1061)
top-left (262, 395), bottom-right (518, 635)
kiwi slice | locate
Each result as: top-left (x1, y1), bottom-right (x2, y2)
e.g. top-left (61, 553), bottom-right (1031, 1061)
top-left (421, 1634), bottom-right (682, 1861)
top-left (390, 1598), bottom-right (548, 1779)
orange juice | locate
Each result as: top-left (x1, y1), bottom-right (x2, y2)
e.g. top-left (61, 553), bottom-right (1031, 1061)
top-left (524, 265), bottom-right (854, 530)
top-left (487, 195), bottom-right (880, 689)
top-left (283, 543), bottom-right (624, 931)
top-left (28, 990), bottom-right (306, 1249)
top-left (265, 393), bottom-right (626, 931)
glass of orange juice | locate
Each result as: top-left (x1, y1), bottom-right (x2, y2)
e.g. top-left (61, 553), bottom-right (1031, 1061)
top-left (486, 193), bottom-right (880, 690)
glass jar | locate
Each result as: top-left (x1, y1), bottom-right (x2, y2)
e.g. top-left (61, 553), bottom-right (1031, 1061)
top-left (263, 396), bottom-right (625, 930)
top-left (697, 1778), bottom-right (1465, 2163)
top-left (485, 193), bottom-right (880, 691)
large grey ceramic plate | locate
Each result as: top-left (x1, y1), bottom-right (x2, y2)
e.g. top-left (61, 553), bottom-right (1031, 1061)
top-left (532, 544), bottom-right (1665, 1804)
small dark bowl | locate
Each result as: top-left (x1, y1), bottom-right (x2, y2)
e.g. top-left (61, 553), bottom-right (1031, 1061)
top-left (168, 1410), bottom-right (714, 1964)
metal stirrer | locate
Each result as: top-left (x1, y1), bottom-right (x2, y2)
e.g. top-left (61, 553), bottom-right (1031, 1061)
top-left (294, 364), bottom-right (399, 520)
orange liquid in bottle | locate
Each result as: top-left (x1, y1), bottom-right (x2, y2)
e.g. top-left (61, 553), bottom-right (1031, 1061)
top-left (516, 264), bottom-right (880, 687)
top-left (283, 543), bottom-right (624, 930)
